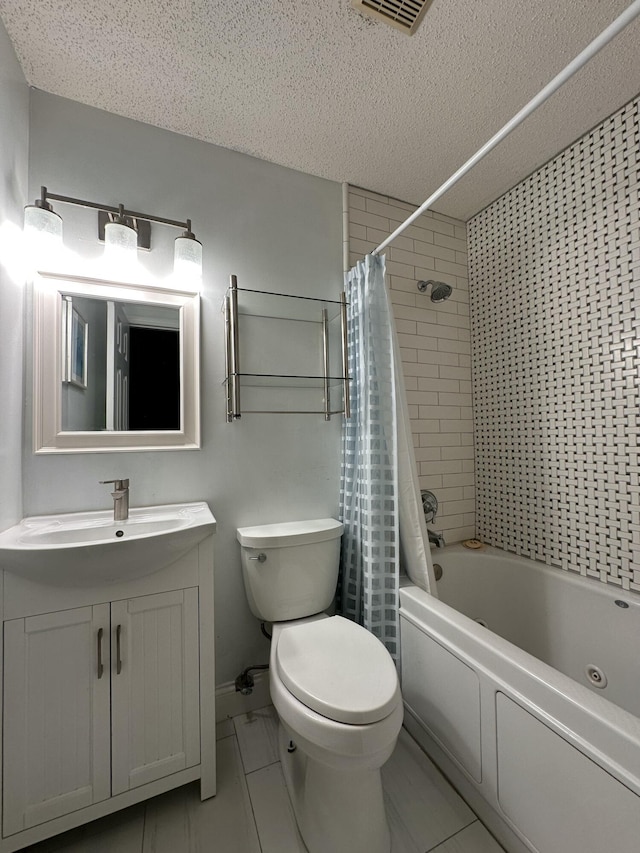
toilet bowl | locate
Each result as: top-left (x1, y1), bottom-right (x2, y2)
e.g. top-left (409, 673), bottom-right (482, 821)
top-left (271, 616), bottom-right (403, 853)
top-left (237, 519), bottom-right (403, 853)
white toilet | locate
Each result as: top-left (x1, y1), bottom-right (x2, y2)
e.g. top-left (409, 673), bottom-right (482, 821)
top-left (237, 518), bottom-right (403, 853)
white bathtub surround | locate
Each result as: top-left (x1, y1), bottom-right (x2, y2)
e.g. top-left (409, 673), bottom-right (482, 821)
top-left (400, 544), bottom-right (640, 853)
top-left (468, 92), bottom-right (640, 594)
top-left (21, 706), bottom-right (505, 853)
top-left (346, 186), bottom-right (474, 545)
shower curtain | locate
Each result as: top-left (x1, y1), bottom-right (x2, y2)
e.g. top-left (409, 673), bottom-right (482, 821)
top-left (339, 254), bottom-right (435, 664)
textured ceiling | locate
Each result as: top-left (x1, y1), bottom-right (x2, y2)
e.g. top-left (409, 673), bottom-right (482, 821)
top-left (1, 0), bottom-right (639, 221)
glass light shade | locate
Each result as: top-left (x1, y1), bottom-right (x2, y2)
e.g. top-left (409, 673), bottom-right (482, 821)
top-left (24, 204), bottom-right (63, 239)
top-left (104, 220), bottom-right (138, 277)
top-left (174, 235), bottom-right (203, 282)
top-left (24, 204), bottom-right (63, 263)
top-left (104, 220), bottom-right (137, 255)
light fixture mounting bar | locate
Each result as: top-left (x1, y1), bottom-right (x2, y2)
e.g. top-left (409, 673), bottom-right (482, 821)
top-left (40, 187), bottom-right (191, 231)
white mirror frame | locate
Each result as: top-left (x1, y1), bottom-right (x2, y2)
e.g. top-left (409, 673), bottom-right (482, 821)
top-left (33, 271), bottom-right (201, 453)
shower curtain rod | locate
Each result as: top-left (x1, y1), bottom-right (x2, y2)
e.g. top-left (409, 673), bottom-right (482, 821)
top-left (372, 0), bottom-right (640, 256)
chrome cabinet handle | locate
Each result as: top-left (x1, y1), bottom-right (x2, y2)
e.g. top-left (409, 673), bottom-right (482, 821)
top-left (248, 553), bottom-right (267, 563)
top-left (116, 624), bottom-right (122, 675)
top-left (97, 627), bottom-right (104, 679)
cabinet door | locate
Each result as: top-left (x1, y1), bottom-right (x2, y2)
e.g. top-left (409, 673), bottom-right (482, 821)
top-left (111, 589), bottom-right (200, 795)
top-left (3, 605), bottom-right (111, 837)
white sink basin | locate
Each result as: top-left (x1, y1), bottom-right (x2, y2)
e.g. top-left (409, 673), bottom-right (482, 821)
top-left (0, 502), bottom-right (216, 586)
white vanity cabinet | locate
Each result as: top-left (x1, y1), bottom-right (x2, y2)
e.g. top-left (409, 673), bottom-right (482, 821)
top-left (3, 605), bottom-right (112, 835)
top-left (110, 589), bottom-right (201, 795)
top-left (0, 532), bottom-right (215, 852)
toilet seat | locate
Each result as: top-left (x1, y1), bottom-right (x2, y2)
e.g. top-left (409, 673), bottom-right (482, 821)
top-left (275, 615), bottom-right (400, 725)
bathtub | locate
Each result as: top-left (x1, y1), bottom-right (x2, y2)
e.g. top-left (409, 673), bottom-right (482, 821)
top-left (399, 544), bottom-right (640, 853)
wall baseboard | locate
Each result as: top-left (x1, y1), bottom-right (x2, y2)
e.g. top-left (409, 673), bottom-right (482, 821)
top-left (216, 670), bottom-right (271, 721)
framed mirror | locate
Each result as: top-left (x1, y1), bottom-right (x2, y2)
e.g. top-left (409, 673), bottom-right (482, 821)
top-left (33, 272), bottom-right (200, 453)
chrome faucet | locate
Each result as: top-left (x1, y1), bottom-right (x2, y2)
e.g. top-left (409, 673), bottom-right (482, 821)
top-left (427, 528), bottom-right (445, 549)
top-left (100, 479), bottom-right (130, 521)
top-left (422, 490), bottom-right (444, 548)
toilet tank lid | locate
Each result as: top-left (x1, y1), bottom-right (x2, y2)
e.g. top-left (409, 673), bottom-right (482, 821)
top-left (237, 518), bottom-right (343, 548)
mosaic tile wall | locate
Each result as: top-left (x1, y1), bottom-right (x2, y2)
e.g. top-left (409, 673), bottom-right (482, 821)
top-left (347, 187), bottom-right (475, 543)
top-left (468, 95), bottom-right (640, 593)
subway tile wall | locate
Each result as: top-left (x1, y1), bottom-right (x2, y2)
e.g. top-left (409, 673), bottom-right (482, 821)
top-left (347, 186), bottom-right (475, 543)
top-left (468, 94), bottom-right (640, 593)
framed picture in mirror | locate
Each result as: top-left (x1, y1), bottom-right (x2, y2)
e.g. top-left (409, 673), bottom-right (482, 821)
top-left (63, 297), bottom-right (89, 389)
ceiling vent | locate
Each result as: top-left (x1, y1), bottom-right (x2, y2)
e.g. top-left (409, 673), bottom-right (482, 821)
top-left (352, 0), bottom-right (435, 35)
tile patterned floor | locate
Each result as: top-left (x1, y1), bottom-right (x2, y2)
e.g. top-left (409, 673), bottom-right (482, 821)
top-left (23, 707), bottom-right (504, 853)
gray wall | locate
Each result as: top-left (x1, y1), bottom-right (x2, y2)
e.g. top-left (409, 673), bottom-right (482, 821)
top-left (26, 91), bottom-right (344, 684)
top-left (0, 21), bottom-right (28, 531)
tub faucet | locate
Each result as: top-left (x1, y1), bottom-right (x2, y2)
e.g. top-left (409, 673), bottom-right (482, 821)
top-left (428, 528), bottom-right (445, 549)
top-left (100, 479), bottom-right (130, 521)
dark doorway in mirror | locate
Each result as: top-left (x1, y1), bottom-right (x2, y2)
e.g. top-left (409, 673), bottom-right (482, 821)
top-left (129, 327), bottom-right (180, 430)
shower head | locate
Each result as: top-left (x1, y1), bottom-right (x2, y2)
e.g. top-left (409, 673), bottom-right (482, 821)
top-left (430, 282), bottom-right (453, 303)
top-left (417, 280), bottom-right (453, 303)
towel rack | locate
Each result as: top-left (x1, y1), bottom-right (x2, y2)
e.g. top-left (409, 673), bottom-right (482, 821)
top-left (223, 275), bottom-right (351, 421)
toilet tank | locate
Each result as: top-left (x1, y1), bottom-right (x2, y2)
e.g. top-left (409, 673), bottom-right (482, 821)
top-left (237, 519), bottom-right (344, 622)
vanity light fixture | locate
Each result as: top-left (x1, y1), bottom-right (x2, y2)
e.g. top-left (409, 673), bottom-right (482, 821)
top-left (23, 186), bottom-right (64, 258)
top-left (103, 203), bottom-right (138, 268)
top-left (174, 220), bottom-right (203, 283)
top-left (24, 186), bottom-right (203, 279)
top-left (104, 204), bottom-right (138, 252)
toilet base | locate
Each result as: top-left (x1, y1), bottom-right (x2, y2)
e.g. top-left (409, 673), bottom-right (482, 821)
top-left (278, 723), bottom-right (392, 853)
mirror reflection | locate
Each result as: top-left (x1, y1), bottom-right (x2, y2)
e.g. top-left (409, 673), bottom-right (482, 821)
top-left (61, 295), bottom-right (180, 432)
